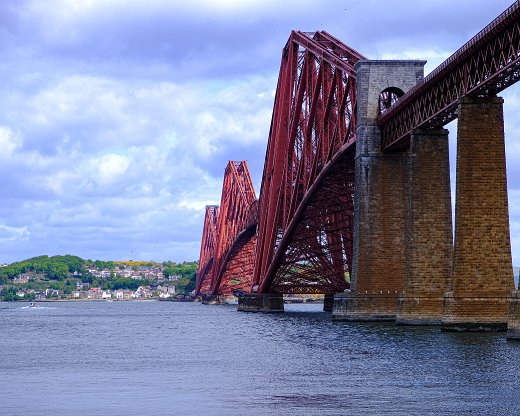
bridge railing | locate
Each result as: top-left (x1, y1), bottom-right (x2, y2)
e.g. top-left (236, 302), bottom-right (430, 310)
top-left (379, 1), bottom-right (520, 150)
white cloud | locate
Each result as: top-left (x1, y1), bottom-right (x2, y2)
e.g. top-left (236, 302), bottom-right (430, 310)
top-left (29, 0), bottom-right (314, 22)
top-left (44, 170), bottom-right (80, 195)
top-left (97, 154), bottom-right (129, 186)
top-left (0, 224), bottom-right (29, 243)
top-left (0, 0), bottom-right (517, 264)
top-left (178, 200), bottom-right (215, 211)
top-left (0, 126), bottom-right (22, 160)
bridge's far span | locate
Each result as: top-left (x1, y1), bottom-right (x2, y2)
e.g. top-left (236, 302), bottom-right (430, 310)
top-left (195, 161), bottom-right (258, 303)
top-left (195, 205), bottom-right (218, 295)
top-left (196, 1), bottom-right (520, 338)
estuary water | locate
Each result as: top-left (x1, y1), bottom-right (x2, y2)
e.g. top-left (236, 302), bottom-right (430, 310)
top-left (1, 300), bottom-right (519, 416)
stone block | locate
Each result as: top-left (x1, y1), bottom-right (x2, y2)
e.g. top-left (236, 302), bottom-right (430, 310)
top-left (397, 295), bottom-right (445, 325)
top-left (323, 294), bottom-right (334, 312)
top-left (507, 291), bottom-right (520, 340)
top-left (332, 291), bottom-right (398, 321)
top-left (442, 291), bottom-right (509, 331)
top-left (237, 293), bottom-right (284, 312)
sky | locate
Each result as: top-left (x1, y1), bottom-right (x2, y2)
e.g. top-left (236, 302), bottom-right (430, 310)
top-left (0, 0), bottom-right (519, 264)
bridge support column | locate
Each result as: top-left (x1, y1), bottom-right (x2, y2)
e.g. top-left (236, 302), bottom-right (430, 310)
top-left (237, 293), bottom-right (284, 312)
top-left (202, 295), bottom-right (237, 305)
top-left (397, 129), bottom-right (453, 325)
top-left (442, 96), bottom-right (514, 332)
top-left (201, 295), bottom-right (220, 305)
top-left (508, 291), bottom-right (520, 340)
top-left (323, 294), bottom-right (334, 312)
top-left (333, 290), bottom-right (399, 321)
top-left (333, 127), bottom-right (408, 321)
top-left (333, 60), bottom-right (427, 321)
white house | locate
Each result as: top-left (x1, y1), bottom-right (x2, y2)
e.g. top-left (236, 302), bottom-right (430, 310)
top-left (101, 291), bottom-right (112, 299)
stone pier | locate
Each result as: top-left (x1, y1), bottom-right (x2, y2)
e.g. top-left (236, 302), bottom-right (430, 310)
top-left (201, 295), bottom-right (237, 305)
top-left (507, 291), bottom-right (520, 340)
top-left (237, 293), bottom-right (284, 312)
top-left (442, 96), bottom-right (514, 332)
top-left (333, 60), bottom-right (426, 321)
top-left (323, 294), bottom-right (335, 312)
top-left (396, 129), bottom-right (453, 325)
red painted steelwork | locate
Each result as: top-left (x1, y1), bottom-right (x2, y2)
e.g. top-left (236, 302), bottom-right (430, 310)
top-left (195, 205), bottom-right (219, 295)
top-left (252, 31), bottom-right (365, 294)
top-left (202, 161), bottom-right (258, 296)
top-left (379, 1), bottom-right (520, 150)
top-left (197, 3), bottom-right (519, 298)
top-left (216, 221), bottom-right (257, 296)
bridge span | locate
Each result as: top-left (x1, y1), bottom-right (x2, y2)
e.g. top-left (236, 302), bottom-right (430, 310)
top-left (195, 1), bottom-right (520, 339)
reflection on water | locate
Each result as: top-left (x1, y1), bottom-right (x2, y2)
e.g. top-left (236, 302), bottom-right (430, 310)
top-left (1, 301), bottom-right (519, 416)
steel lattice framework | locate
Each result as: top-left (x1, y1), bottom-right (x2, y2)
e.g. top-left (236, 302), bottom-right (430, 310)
top-left (195, 161), bottom-right (258, 296)
top-left (196, 2), bottom-right (520, 298)
top-left (252, 31), bottom-right (366, 294)
top-left (195, 205), bottom-right (219, 295)
top-left (380, 1), bottom-right (520, 150)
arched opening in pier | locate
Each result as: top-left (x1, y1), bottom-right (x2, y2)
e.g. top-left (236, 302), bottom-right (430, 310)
top-left (378, 87), bottom-right (404, 115)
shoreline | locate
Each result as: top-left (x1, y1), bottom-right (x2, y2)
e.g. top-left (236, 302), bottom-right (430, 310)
top-left (1, 298), bottom-right (193, 303)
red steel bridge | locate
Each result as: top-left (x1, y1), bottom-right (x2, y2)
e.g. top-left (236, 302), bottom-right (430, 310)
top-left (195, 2), bottom-right (520, 335)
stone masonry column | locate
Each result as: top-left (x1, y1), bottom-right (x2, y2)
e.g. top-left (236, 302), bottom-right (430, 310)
top-left (442, 96), bottom-right (514, 331)
top-left (396, 129), bottom-right (453, 325)
top-left (508, 291), bottom-right (520, 340)
top-left (323, 294), bottom-right (334, 312)
top-left (333, 60), bottom-right (426, 321)
top-left (237, 293), bottom-right (284, 312)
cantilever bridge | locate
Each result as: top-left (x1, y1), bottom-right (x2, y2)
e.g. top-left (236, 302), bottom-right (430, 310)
top-left (196, 2), bottom-right (520, 338)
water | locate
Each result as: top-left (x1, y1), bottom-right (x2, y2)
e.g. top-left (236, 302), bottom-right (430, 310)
top-left (1, 301), bottom-right (519, 416)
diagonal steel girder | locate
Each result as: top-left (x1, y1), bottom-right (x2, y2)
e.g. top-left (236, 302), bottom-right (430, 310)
top-left (208, 161), bottom-right (258, 296)
top-left (195, 205), bottom-right (219, 295)
top-left (253, 31), bottom-right (365, 294)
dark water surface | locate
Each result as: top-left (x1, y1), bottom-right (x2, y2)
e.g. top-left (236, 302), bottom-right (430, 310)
top-left (1, 300), bottom-right (519, 415)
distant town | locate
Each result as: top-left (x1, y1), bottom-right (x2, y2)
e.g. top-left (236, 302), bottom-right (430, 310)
top-left (0, 255), bottom-right (198, 301)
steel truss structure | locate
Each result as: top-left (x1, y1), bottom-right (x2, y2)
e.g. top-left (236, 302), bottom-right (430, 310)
top-left (380, 1), bottom-right (520, 150)
top-left (252, 31), bottom-right (365, 294)
top-left (195, 205), bottom-right (219, 294)
top-left (196, 2), bottom-right (520, 297)
top-left (195, 161), bottom-right (257, 296)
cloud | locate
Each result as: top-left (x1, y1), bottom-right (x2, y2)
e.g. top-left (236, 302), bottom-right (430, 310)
top-left (0, 126), bottom-right (22, 160)
top-left (97, 154), bottom-right (130, 186)
top-left (0, 0), bottom-right (517, 264)
top-left (0, 224), bottom-right (30, 244)
top-left (178, 200), bottom-right (216, 212)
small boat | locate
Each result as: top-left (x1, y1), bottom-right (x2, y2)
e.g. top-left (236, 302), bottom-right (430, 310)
top-left (29, 302), bottom-right (39, 308)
